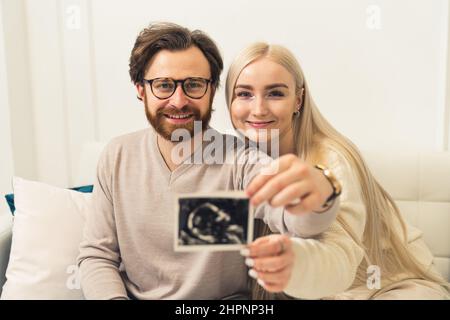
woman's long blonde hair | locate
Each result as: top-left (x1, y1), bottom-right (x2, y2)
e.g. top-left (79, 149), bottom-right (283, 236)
top-left (225, 42), bottom-right (448, 299)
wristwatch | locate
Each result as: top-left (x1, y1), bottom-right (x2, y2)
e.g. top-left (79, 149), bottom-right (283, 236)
top-left (314, 164), bottom-right (342, 210)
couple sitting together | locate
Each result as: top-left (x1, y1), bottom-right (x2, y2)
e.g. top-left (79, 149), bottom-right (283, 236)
top-left (76, 22), bottom-right (449, 300)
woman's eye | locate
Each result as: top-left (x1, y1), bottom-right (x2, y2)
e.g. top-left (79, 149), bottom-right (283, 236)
top-left (268, 90), bottom-right (285, 97)
top-left (236, 91), bottom-right (252, 98)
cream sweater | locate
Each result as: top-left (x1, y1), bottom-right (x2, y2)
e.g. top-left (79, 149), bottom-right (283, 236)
top-left (77, 128), bottom-right (338, 299)
top-left (283, 147), bottom-right (445, 299)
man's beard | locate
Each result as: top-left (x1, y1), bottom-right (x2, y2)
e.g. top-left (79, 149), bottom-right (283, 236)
top-left (144, 98), bottom-right (212, 141)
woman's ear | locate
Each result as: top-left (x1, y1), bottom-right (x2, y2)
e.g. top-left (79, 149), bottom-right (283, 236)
top-left (295, 88), bottom-right (305, 111)
top-left (136, 83), bottom-right (145, 101)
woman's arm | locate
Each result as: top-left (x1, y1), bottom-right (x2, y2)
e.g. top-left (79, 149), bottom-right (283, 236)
top-left (239, 149), bottom-right (340, 237)
top-left (243, 149), bottom-right (368, 299)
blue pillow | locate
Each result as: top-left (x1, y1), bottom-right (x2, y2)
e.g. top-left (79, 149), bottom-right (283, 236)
top-left (4, 185), bottom-right (94, 216)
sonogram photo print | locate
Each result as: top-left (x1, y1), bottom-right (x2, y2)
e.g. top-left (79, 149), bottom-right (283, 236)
top-left (174, 192), bottom-right (253, 252)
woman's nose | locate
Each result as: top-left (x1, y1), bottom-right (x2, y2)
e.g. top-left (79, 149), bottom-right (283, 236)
top-left (251, 96), bottom-right (269, 116)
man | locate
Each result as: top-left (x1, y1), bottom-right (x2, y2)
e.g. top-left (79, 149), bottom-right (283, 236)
top-left (77, 22), bottom-right (339, 299)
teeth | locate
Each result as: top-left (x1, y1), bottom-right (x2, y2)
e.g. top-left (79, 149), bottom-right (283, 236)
top-left (167, 114), bottom-right (191, 119)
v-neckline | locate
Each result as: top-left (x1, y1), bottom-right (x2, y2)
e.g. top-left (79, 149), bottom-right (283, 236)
top-left (147, 128), bottom-right (206, 186)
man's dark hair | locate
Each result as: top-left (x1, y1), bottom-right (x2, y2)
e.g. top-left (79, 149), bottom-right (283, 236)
top-left (129, 22), bottom-right (223, 89)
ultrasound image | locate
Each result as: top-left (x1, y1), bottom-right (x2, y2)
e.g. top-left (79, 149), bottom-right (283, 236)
top-left (177, 197), bottom-right (249, 246)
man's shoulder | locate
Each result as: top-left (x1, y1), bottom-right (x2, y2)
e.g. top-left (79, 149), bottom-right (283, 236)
top-left (105, 128), bottom-right (150, 150)
top-left (99, 128), bottom-right (151, 161)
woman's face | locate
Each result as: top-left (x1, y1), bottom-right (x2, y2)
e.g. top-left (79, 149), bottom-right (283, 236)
top-left (230, 57), bottom-right (301, 147)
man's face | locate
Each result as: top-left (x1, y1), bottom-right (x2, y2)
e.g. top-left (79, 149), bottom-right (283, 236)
top-left (137, 46), bottom-right (214, 141)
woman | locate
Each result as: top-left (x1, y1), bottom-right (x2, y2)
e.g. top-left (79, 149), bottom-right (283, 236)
top-left (227, 42), bottom-right (449, 299)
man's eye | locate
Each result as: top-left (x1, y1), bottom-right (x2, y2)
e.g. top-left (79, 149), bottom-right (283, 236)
top-left (155, 82), bottom-right (174, 90)
top-left (186, 81), bottom-right (202, 89)
top-left (268, 90), bottom-right (285, 97)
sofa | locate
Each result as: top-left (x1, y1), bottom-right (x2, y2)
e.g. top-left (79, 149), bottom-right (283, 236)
top-left (0, 148), bottom-right (449, 297)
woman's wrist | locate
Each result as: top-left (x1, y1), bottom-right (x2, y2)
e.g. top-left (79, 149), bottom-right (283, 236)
top-left (313, 164), bottom-right (342, 214)
top-left (313, 197), bottom-right (336, 213)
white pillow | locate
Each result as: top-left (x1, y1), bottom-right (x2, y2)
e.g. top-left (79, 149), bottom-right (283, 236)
top-left (1, 177), bottom-right (92, 299)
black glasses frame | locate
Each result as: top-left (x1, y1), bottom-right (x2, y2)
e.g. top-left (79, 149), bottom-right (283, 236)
top-left (142, 77), bottom-right (211, 100)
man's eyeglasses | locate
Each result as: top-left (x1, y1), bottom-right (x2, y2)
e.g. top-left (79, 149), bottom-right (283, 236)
top-left (142, 77), bottom-right (211, 100)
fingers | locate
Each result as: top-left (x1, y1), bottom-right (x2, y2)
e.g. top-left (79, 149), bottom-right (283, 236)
top-left (245, 243), bottom-right (294, 292)
top-left (246, 173), bottom-right (274, 202)
top-left (242, 235), bottom-right (295, 292)
top-left (285, 192), bottom-right (321, 215)
top-left (246, 252), bottom-right (292, 273)
top-left (269, 181), bottom-right (311, 207)
top-left (249, 265), bottom-right (292, 288)
top-left (258, 280), bottom-right (288, 293)
top-left (250, 235), bottom-right (271, 246)
top-left (246, 154), bottom-right (298, 197)
top-left (249, 169), bottom-right (309, 207)
top-left (248, 161), bottom-right (311, 207)
top-left (243, 234), bottom-right (291, 258)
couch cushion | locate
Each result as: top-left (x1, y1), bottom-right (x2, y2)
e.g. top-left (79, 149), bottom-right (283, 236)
top-left (0, 177), bottom-right (91, 299)
top-left (364, 151), bottom-right (450, 281)
top-left (0, 212), bottom-right (12, 294)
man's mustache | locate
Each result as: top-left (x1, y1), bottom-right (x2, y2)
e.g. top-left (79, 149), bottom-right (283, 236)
top-left (156, 106), bottom-right (200, 117)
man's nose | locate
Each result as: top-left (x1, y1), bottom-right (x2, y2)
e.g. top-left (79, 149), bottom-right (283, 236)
top-left (168, 84), bottom-right (189, 109)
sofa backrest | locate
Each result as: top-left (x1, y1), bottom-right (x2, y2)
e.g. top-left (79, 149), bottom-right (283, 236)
top-left (71, 143), bottom-right (450, 282)
top-left (363, 151), bottom-right (450, 281)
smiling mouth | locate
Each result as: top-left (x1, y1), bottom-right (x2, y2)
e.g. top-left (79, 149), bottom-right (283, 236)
top-left (246, 120), bottom-right (274, 124)
top-left (164, 113), bottom-right (193, 120)
top-left (246, 120), bottom-right (275, 127)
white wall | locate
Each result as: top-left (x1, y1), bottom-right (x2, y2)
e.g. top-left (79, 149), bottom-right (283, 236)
top-left (1, 0), bottom-right (450, 187)
top-left (88, 0), bottom-right (450, 152)
top-left (1, 0), bottom-right (36, 181)
top-left (0, 1), bottom-right (14, 212)
top-left (446, 1), bottom-right (450, 151)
